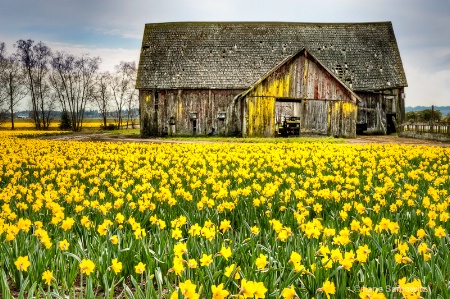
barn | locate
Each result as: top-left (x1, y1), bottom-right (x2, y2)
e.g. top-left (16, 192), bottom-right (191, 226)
top-left (136, 22), bottom-right (407, 138)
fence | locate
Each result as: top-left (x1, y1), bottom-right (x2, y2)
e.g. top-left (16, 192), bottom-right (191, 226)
top-left (398, 122), bottom-right (450, 142)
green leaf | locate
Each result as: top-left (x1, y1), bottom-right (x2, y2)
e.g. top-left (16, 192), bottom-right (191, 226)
top-left (63, 252), bottom-right (82, 263)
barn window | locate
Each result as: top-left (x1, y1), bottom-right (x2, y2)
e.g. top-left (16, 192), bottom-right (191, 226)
top-left (217, 112), bottom-right (226, 120)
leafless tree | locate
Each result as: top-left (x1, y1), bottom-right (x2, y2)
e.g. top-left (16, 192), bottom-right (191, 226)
top-left (49, 51), bottom-right (74, 112)
top-left (125, 89), bottom-right (139, 129)
top-left (0, 46), bottom-right (28, 129)
top-left (111, 61), bottom-right (136, 129)
top-left (0, 42), bottom-right (7, 123)
top-left (0, 42), bottom-right (6, 75)
top-left (0, 42), bottom-right (5, 58)
top-left (15, 39), bottom-right (53, 129)
top-left (124, 63), bottom-right (138, 129)
top-left (50, 51), bottom-right (100, 131)
top-left (93, 71), bottom-right (112, 128)
top-left (0, 42), bottom-right (6, 100)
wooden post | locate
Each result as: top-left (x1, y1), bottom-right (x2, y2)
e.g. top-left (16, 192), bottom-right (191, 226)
top-left (431, 105), bottom-right (434, 123)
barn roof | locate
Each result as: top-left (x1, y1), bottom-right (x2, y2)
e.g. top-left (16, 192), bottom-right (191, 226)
top-left (136, 22), bottom-right (407, 91)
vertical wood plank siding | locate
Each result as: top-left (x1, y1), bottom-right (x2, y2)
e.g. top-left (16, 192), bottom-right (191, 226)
top-left (140, 89), bottom-right (244, 136)
top-left (242, 53), bottom-right (357, 137)
top-left (357, 88), bottom-right (404, 134)
top-left (137, 23), bottom-right (407, 138)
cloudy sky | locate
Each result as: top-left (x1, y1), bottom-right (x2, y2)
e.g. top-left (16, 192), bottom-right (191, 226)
top-left (0, 0), bottom-right (449, 107)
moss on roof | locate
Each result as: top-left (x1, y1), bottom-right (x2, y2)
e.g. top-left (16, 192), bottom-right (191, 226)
top-left (136, 22), bottom-right (407, 91)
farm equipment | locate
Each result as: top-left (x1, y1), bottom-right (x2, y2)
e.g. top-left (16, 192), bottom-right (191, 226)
top-left (278, 116), bottom-right (301, 137)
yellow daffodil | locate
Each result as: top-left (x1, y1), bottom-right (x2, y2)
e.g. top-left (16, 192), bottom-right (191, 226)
top-left (219, 245), bottom-right (232, 261)
top-left (14, 256), bottom-right (30, 272)
top-left (317, 279), bottom-right (336, 299)
top-left (110, 258), bottom-right (122, 274)
top-left (255, 253), bottom-right (268, 270)
top-left (42, 270), bottom-right (53, 285)
top-left (79, 259), bottom-right (95, 276)
top-left (200, 254), bottom-right (213, 267)
top-left (281, 285), bottom-right (297, 299)
top-left (212, 283), bottom-right (230, 299)
top-left (59, 239), bottom-right (70, 251)
top-left (135, 262), bottom-right (146, 274)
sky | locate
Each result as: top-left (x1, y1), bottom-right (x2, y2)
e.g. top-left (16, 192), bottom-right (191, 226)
top-left (0, 0), bottom-right (449, 107)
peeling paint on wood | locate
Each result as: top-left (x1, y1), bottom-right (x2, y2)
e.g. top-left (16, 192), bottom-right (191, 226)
top-left (140, 89), bottom-right (244, 136)
top-left (357, 88), bottom-right (404, 134)
top-left (138, 22), bottom-right (407, 138)
top-left (240, 50), bottom-right (358, 137)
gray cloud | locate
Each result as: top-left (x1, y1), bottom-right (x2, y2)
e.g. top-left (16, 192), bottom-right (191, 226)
top-left (0, 0), bottom-right (449, 106)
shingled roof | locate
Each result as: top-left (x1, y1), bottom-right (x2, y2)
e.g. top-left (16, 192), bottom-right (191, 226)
top-left (136, 22), bottom-right (407, 91)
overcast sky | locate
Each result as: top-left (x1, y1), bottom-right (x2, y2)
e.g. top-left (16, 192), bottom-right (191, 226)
top-left (0, 0), bottom-right (449, 107)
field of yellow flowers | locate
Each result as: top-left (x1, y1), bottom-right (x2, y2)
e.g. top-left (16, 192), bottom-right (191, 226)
top-left (0, 119), bottom-right (106, 129)
top-left (0, 131), bottom-right (449, 299)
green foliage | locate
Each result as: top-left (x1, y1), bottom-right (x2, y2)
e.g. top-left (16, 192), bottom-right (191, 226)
top-left (101, 123), bottom-right (117, 130)
top-left (59, 110), bottom-right (72, 130)
top-left (406, 109), bottom-right (443, 122)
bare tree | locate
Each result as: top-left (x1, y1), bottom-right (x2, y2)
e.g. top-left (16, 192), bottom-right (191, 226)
top-left (125, 89), bottom-right (138, 128)
top-left (0, 42), bottom-right (6, 103)
top-left (0, 42), bottom-right (5, 58)
top-left (50, 51), bottom-right (100, 131)
top-left (93, 71), bottom-right (112, 128)
top-left (0, 42), bottom-right (5, 75)
top-left (0, 42), bottom-right (7, 123)
top-left (123, 62), bottom-right (138, 129)
top-left (49, 51), bottom-right (74, 112)
top-left (111, 61), bottom-right (136, 129)
top-left (15, 39), bottom-right (53, 129)
top-left (0, 47), bottom-right (28, 129)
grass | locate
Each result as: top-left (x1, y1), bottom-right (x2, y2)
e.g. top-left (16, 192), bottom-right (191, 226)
top-left (163, 135), bottom-right (345, 144)
top-left (2, 119), bottom-right (344, 144)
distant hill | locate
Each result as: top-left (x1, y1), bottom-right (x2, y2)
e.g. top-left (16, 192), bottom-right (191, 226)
top-left (406, 106), bottom-right (450, 116)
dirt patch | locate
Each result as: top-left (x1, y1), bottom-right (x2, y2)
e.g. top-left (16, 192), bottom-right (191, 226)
top-left (345, 135), bottom-right (450, 147)
top-left (39, 132), bottom-right (450, 147)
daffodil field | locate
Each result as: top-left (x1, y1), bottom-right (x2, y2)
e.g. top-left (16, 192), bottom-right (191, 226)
top-left (0, 119), bottom-right (105, 129)
top-left (1, 131), bottom-right (449, 299)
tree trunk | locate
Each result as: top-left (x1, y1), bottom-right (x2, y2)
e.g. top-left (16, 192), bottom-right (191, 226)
top-left (10, 98), bottom-right (15, 130)
top-left (9, 74), bottom-right (15, 130)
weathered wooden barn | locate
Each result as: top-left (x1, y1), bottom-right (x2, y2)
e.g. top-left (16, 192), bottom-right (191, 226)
top-left (136, 22), bottom-right (407, 137)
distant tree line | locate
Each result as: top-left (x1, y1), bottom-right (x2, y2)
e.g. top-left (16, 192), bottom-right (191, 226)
top-left (12, 108), bottom-right (139, 119)
top-left (405, 109), bottom-right (450, 123)
top-left (0, 40), bottom-right (138, 130)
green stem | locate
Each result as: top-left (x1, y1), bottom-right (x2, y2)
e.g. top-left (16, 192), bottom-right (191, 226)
top-left (80, 273), bottom-right (83, 299)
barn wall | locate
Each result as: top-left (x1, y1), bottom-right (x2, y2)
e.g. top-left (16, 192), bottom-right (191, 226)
top-left (246, 96), bottom-right (276, 137)
top-left (242, 52), bottom-right (357, 137)
top-left (328, 101), bottom-right (358, 137)
top-left (356, 88), bottom-right (404, 134)
top-left (140, 89), bottom-right (243, 136)
top-left (140, 90), bottom-right (158, 136)
top-left (300, 100), bottom-right (329, 134)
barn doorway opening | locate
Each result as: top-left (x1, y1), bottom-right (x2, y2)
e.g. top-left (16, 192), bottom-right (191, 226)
top-left (386, 113), bottom-right (397, 134)
top-left (192, 119), bottom-right (197, 135)
top-left (275, 99), bottom-right (301, 137)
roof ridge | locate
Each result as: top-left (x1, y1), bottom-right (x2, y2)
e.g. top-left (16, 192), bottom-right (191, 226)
top-left (145, 21), bottom-right (393, 26)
